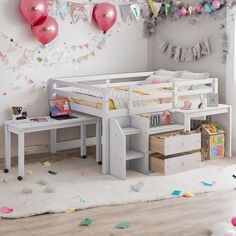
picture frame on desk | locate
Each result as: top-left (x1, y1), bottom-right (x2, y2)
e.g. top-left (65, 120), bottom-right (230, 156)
top-left (207, 94), bottom-right (219, 107)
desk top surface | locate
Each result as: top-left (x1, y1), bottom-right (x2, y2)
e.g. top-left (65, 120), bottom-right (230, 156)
top-left (5, 113), bottom-right (97, 130)
top-left (172, 104), bottom-right (231, 114)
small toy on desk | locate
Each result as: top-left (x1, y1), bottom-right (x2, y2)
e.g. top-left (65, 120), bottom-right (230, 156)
top-left (30, 117), bottom-right (48, 122)
top-left (11, 106), bottom-right (28, 120)
top-left (181, 100), bottom-right (192, 110)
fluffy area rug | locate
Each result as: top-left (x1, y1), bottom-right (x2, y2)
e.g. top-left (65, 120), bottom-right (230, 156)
top-left (1, 156), bottom-right (236, 219)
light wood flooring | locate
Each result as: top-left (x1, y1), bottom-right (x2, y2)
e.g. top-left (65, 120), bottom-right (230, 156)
top-left (1, 149), bottom-right (236, 236)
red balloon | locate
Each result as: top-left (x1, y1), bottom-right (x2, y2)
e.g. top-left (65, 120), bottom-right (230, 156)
top-left (93, 3), bottom-right (117, 33)
top-left (32, 16), bottom-right (58, 44)
top-left (20, 0), bottom-right (48, 26)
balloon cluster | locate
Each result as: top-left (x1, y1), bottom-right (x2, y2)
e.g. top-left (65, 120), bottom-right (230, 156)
top-left (157, 0), bottom-right (233, 20)
top-left (20, 0), bottom-right (58, 45)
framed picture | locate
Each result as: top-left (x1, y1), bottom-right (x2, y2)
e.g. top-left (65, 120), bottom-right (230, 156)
top-left (207, 94), bottom-right (219, 107)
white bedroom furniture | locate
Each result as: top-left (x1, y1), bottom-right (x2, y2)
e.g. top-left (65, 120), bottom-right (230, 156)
top-left (172, 104), bottom-right (232, 156)
top-left (49, 71), bottom-right (232, 177)
top-left (50, 71), bottom-right (221, 174)
top-left (4, 113), bottom-right (101, 180)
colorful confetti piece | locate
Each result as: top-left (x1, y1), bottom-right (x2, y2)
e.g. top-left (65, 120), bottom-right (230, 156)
top-left (0, 207), bottom-right (13, 213)
top-left (171, 190), bottom-right (182, 196)
top-left (27, 170), bottom-right (33, 176)
top-left (48, 170), bottom-right (57, 175)
top-left (182, 192), bottom-right (194, 198)
top-left (43, 161), bottom-right (51, 167)
top-left (80, 218), bottom-right (92, 226)
top-left (201, 181), bottom-right (213, 187)
top-left (66, 208), bottom-right (76, 213)
top-left (116, 221), bottom-right (130, 229)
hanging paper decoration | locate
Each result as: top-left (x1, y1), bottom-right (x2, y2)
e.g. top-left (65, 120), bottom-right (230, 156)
top-left (56, 0), bottom-right (69, 20)
top-left (130, 4), bottom-right (141, 21)
top-left (160, 38), bottom-right (211, 62)
top-left (119, 4), bottom-right (131, 23)
top-left (70, 3), bottom-right (92, 23)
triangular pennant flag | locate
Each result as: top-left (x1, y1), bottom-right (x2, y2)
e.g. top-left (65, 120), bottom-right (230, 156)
top-left (119, 4), bottom-right (131, 23)
top-left (57, 0), bottom-right (69, 20)
top-left (147, 0), bottom-right (158, 17)
top-left (153, 2), bottom-right (162, 16)
top-left (83, 4), bottom-right (93, 24)
top-left (130, 4), bottom-right (140, 21)
top-left (140, 2), bottom-right (149, 18)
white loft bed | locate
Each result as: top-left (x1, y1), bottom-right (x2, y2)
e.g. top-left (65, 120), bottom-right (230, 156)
top-left (49, 71), bottom-right (220, 175)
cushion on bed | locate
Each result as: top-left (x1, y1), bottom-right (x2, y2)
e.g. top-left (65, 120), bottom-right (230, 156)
top-left (154, 69), bottom-right (182, 77)
top-left (180, 71), bottom-right (209, 79)
top-left (143, 75), bottom-right (171, 84)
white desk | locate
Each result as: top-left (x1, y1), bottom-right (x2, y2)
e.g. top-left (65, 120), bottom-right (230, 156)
top-left (4, 114), bottom-right (101, 180)
top-left (172, 104), bottom-right (232, 157)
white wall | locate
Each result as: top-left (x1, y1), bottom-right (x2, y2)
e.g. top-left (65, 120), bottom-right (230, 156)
top-left (0, 0), bottom-right (149, 158)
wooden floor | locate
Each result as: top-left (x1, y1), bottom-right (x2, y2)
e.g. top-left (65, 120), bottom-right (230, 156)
top-left (1, 150), bottom-right (236, 236)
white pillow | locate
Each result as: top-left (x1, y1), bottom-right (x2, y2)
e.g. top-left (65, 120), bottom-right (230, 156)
top-left (154, 69), bottom-right (182, 77)
top-left (180, 71), bottom-right (209, 80)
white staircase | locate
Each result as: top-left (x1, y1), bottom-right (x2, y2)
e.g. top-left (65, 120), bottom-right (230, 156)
top-left (110, 118), bottom-right (148, 180)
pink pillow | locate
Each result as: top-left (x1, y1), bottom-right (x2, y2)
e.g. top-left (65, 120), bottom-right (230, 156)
top-left (151, 79), bottom-right (169, 84)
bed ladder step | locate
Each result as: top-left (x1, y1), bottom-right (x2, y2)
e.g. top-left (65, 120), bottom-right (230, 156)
top-left (126, 149), bottom-right (144, 161)
top-left (122, 127), bottom-right (141, 136)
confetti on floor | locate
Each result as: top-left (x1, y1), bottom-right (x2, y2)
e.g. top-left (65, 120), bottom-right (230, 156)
top-left (115, 221), bottom-right (130, 229)
top-left (0, 207), bottom-right (13, 213)
top-left (80, 218), bottom-right (92, 226)
top-left (65, 208), bottom-right (76, 213)
top-left (201, 181), bottom-right (213, 187)
top-left (27, 170), bottom-right (33, 176)
top-left (43, 161), bottom-right (51, 167)
top-left (182, 192), bottom-right (194, 198)
top-left (48, 170), bottom-right (57, 175)
top-left (171, 190), bottom-right (182, 196)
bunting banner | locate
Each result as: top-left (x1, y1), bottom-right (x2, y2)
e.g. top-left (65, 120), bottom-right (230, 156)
top-left (130, 4), bottom-right (141, 21)
top-left (119, 4), bottom-right (132, 23)
top-left (160, 38), bottom-right (211, 62)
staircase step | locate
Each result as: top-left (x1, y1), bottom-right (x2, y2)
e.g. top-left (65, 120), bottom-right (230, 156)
top-left (126, 149), bottom-right (144, 161)
top-left (122, 127), bottom-right (141, 135)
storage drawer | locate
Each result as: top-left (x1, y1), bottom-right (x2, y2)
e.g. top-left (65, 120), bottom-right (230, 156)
top-left (150, 151), bottom-right (201, 175)
top-left (150, 131), bottom-right (201, 155)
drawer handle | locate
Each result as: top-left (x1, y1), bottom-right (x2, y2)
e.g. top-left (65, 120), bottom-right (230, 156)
top-left (182, 142), bottom-right (185, 146)
top-left (182, 162), bottom-right (185, 166)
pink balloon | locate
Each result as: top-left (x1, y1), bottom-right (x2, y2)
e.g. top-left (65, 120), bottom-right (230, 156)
top-left (212, 0), bottom-right (221, 9)
top-left (20, 0), bottom-right (47, 26)
top-left (32, 16), bottom-right (58, 44)
top-left (93, 3), bottom-right (117, 33)
top-left (180, 6), bottom-right (187, 16)
top-left (231, 216), bottom-right (236, 226)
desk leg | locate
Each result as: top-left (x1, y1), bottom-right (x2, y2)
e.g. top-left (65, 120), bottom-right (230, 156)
top-left (4, 125), bottom-right (11, 173)
top-left (18, 132), bottom-right (25, 180)
top-left (50, 129), bottom-right (57, 154)
top-left (102, 118), bottom-right (109, 175)
top-left (184, 115), bottom-right (191, 132)
top-left (81, 125), bottom-right (86, 158)
top-left (96, 118), bottom-right (102, 163)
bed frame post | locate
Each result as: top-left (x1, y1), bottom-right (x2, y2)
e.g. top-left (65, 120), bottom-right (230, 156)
top-left (173, 82), bottom-right (178, 108)
top-left (101, 79), bottom-right (110, 174)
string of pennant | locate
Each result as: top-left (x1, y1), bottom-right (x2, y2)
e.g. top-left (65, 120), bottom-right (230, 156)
top-left (46, 0), bottom-right (145, 23)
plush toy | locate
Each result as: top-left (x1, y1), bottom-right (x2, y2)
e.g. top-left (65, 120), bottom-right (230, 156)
top-left (181, 100), bottom-right (192, 110)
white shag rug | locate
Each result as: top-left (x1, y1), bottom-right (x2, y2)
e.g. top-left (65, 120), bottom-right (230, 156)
top-left (1, 156), bottom-right (236, 219)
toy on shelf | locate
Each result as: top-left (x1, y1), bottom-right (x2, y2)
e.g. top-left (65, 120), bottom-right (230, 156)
top-left (141, 110), bottom-right (173, 128)
top-left (11, 106), bottom-right (28, 120)
top-left (199, 123), bottom-right (225, 160)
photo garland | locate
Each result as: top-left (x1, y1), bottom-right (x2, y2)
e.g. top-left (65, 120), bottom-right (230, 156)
top-left (160, 38), bottom-right (211, 62)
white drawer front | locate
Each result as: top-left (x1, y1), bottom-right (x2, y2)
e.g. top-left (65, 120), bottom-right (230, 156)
top-left (164, 152), bottom-right (201, 175)
top-left (165, 133), bottom-right (201, 155)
